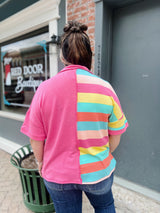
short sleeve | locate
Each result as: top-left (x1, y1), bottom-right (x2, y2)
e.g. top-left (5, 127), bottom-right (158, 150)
top-left (108, 92), bottom-right (128, 136)
top-left (21, 86), bottom-right (46, 141)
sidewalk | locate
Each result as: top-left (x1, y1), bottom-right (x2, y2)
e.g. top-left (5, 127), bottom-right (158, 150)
top-left (0, 148), bottom-right (160, 213)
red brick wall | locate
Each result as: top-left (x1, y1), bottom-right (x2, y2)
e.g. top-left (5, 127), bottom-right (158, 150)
top-left (67, 0), bottom-right (96, 71)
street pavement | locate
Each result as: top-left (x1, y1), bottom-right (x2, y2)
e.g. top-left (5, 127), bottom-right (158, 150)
top-left (0, 148), bottom-right (160, 213)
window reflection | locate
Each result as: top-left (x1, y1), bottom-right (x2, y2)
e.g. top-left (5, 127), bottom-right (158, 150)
top-left (1, 33), bottom-right (49, 114)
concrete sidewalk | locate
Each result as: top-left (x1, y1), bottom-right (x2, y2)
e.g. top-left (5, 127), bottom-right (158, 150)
top-left (0, 148), bottom-right (160, 213)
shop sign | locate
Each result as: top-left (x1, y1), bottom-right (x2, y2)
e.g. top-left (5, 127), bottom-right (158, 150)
top-left (4, 59), bottom-right (44, 93)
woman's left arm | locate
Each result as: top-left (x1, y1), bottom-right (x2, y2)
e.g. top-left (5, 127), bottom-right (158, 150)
top-left (30, 139), bottom-right (44, 175)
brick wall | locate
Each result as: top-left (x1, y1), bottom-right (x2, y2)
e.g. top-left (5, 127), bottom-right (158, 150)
top-left (67, 0), bottom-right (96, 71)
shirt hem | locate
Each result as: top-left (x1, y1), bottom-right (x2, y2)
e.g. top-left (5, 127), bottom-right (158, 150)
top-left (82, 168), bottom-right (115, 184)
top-left (42, 168), bottom-right (115, 185)
top-left (42, 174), bottom-right (83, 184)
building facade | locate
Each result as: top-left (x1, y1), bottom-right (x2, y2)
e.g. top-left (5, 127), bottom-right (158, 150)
top-left (0, 0), bottom-right (159, 200)
top-left (0, 0), bottom-right (65, 151)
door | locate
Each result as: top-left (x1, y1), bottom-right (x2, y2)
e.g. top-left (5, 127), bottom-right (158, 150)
top-left (111, 0), bottom-right (160, 192)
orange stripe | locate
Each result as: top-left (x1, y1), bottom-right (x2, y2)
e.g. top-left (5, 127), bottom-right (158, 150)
top-left (80, 153), bottom-right (113, 174)
top-left (77, 112), bottom-right (109, 122)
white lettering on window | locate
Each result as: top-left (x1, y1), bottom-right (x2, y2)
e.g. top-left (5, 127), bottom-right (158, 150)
top-left (11, 67), bottom-right (22, 76)
top-left (15, 76), bottom-right (43, 93)
top-left (23, 64), bottom-right (43, 75)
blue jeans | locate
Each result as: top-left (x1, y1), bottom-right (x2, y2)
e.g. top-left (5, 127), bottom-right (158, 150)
top-left (43, 173), bottom-right (115, 213)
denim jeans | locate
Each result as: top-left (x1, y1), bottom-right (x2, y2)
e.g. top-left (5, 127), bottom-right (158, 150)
top-left (43, 173), bottom-right (115, 213)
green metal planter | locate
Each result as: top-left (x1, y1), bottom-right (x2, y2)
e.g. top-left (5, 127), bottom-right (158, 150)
top-left (10, 144), bottom-right (55, 213)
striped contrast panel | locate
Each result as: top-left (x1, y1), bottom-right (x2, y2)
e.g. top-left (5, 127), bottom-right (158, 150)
top-left (76, 69), bottom-right (128, 184)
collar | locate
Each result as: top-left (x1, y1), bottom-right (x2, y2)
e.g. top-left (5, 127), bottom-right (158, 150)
top-left (59, 64), bottom-right (93, 74)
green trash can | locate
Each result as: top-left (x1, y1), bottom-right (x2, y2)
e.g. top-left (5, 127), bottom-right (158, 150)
top-left (10, 144), bottom-right (55, 213)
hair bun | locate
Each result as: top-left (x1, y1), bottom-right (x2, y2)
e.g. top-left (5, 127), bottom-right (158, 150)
top-left (64, 21), bottom-right (88, 33)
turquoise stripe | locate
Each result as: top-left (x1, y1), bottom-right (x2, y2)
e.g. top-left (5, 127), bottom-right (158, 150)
top-left (81, 158), bottom-right (116, 183)
top-left (108, 119), bottom-right (128, 131)
top-left (77, 103), bottom-right (113, 114)
top-left (109, 112), bottom-right (118, 122)
top-left (80, 148), bottom-right (109, 165)
top-left (77, 121), bottom-right (107, 131)
top-left (76, 69), bottom-right (99, 78)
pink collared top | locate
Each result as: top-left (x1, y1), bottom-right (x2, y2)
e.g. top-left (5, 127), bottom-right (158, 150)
top-left (21, 65), bottom-right (128, 184)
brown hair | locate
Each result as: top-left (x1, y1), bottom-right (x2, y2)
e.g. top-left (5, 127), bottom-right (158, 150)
top-left (61, 21), bottom-right (92, 70)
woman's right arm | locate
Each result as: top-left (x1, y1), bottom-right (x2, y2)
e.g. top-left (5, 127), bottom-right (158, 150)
top-left (109, 135), bottom-right (121, 153)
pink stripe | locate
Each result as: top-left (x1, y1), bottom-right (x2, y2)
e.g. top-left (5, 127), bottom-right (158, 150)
top-left (109, 122), bottom-right (129, 135)
top-left (77, 75), bottom-right (116, 94)
top-left (78, 136), bottom-right (109, 148)
top-left (78, 129), bottom-right (108, 140)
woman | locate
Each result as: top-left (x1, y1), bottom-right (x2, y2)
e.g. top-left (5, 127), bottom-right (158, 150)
top-left (21, 21), bottom-right (128, 213)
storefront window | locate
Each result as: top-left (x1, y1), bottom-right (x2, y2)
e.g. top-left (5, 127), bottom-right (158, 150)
top-left (1, 33), bottom-right (49, 114)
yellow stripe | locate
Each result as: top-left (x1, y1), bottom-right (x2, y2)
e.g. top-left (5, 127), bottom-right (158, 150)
top-left (111, 98), bottom-right (123, 120)
top-left (78, 93), bottom-right (112, 105)
top-left (79, 144), bottom-right (109, 156)
top-left (109, 115), bottom-right (126, 128)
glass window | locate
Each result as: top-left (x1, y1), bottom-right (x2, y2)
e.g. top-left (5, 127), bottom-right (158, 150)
top-left (1, 33), bottom-right (50, 114)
